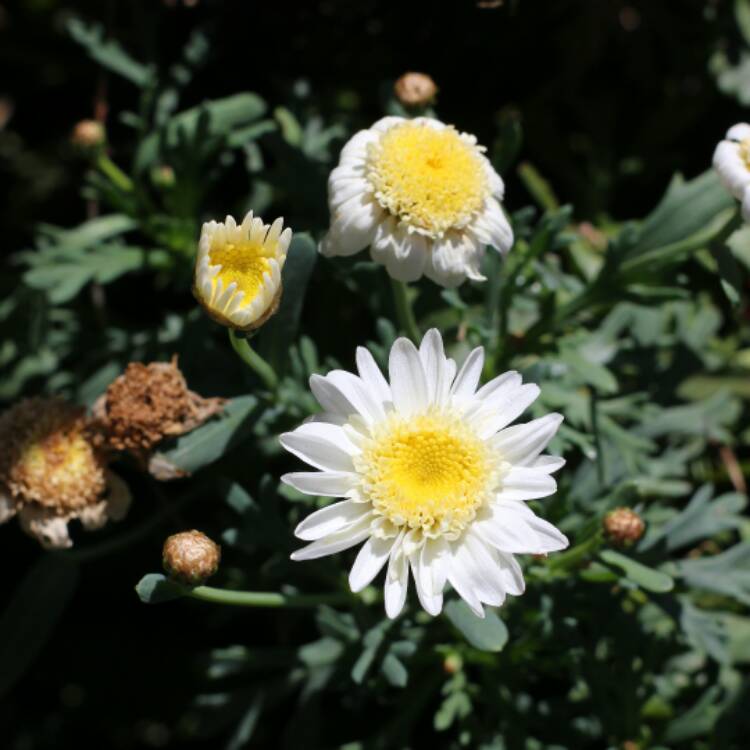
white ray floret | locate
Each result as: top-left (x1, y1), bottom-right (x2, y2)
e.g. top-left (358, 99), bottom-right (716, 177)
top-left (320, 116), bottom-right (514, 288)
top-left (280, 329), bottom-right (568, 619)
top-left (193, 212), bottom-right (292, 330)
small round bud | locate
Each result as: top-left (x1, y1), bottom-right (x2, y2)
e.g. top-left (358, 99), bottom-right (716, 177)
top-left (443, 653), bottom-right (463, 674)
top-left (394, 72), bottom-right (438, 108)
top-left (163, 530), bottom-right (221, 585)
top-left (604, 508), bottom-right (645, 546)
top-left (151, 165), bottom-right (176, 189)
top-left (71, 119), bottom-right (106, 149)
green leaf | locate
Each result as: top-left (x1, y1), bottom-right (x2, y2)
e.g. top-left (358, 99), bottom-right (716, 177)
top-left (599, 550), bottom-right (674, 593)
top-left (135, 574), bottom-right (186, 604)
top-left (67, 18), bottom-right (152, 86)
top-left (736, 0), bottom-right (750, 46)
top-left (679, 543), bottom-right (750, 606)
top-left (154, 395), bottom-right (259, 474)
top-left (135, 93), bottom-right (266, 172)
top-left (258, 233), bottom-right (317, 372)
top-left (298, 637), bottom-right (344, 667)
top-left (0, 556), bottom-right (79, 697)
top-left (381, 653), bottom-right (408, 687)
top-left (444, 600), bottom-right (509, 651)
top-left (680, 600), bottom-right (729, 663)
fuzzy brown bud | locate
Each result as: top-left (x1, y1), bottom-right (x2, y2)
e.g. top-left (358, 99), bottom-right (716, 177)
top-left (71, 119), bottom-right (105, 149)
top-left (394, 72), bottom-right (438, 108)
top-left (443, 653), bottom-right (463, 674)
top-left (163, 530), bottom-right (221, 585)
top-left (604, 508), bottom-right (645, 546)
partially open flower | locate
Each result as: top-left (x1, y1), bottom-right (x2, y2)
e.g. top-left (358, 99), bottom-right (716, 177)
top-left (394, 72), bottom-right (438, 108)
top-left (603, 507), bottom-right (645, 546)
top-left (163, 530), bottom-right (221, 585)
top-left (91, 356), bottom-right (224, 466)
top-left (71, 119), bottom-right (106, 150)
top-left (0, 397), bottom-right (131, 549)
top-left (193, 212), bottom-right (292, 331)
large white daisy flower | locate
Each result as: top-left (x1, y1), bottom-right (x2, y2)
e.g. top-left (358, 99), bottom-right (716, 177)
top-left (280, 329), bottom-right (568, 619)
top-left (320, 117), bottom-right (514, 288)
top-left (193, 212), bottom-right (292, 331)
top-left (713, 123), bottom-right (750, 220)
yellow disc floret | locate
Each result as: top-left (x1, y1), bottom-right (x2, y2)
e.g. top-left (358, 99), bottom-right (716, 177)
top-left (356, 411), bottom-right (499, 538)
top-left (740, 138), bottom-right (750, 170)
top-left (208, 240), bottom-right (274, 305)
top-left (366, 121), bottom-right (490, 238)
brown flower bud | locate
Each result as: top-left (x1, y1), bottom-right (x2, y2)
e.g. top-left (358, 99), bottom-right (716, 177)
top-left (443, 653), bottom-right (463, 674)
top-left (71, 119), bottom-right (105, 149)
top-left (603, 508), bottom-right (645, 546)
top-left (163, 530), bottom-right (221, 585)
top-left (394, 72), bottom-right (438, 108)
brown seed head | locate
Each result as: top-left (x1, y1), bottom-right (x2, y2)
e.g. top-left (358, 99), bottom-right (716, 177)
top-left (604, 507), bottom-right (645, 546)
top-left (394, 72), bottom-right (438, 108)
top-left (71, 119), bottom-right (105, 149)
top-left (91, 356), bottom-right (224, 457)
top-left (0, 398), bottom-right (106, 512)
top-left (163, 530), bottom-right (221, 585)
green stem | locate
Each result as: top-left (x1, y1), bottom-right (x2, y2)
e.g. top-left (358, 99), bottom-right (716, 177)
top-left (547, 530), bottom-right (604, 572)
top-left (229, 329), bottom-right (279, 391)
top-left (390, 278), bottom-right (421, 343)
top-left (97, 153), bottom-right (134, 192)
top-left (186, 586), bottom-right (352, 608)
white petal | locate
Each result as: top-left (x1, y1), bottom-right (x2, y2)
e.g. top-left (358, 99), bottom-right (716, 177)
top-left (388, 337), bottom-right (429, 415)
top-left (474, 510), bottom-right (541, 554)
top-left (742, 187), bottom-right (750, 223)
top-left (524, 515), bottom-right (569, 553)
top-left (495, 550), bottom-right (526, 595)
top-left (472, 383), bottom-right (541, 439)
top-left (491, 413), bottom-right (563, 465)
top-left (384, 537), bottom-right (409, 619)
top-left (462, 532), bottom-right (507, 606)
top-left (290, 514), bottom-right (372, 561)
top-left (713, 141), bottom-right (750, 200)
top-left (499, 467), bottom-right (557, 501)
top-left (349, 535), bottom-right (394, 592)
top-left (280, 423), bottom-right (357, 472)
top-left (356, 347), bottom-right (391, 404)
top-left (475, 370), bottom-right (521, 402)
top-left (320, 194), bottom-right (381, 257)
top-left (282, 471), bottom-right (357, 497)
top-left (410, 544), bottom-right (444, 616)
top-left (451, 347), bottom-right (484, 400)
top-left (294, 499), bottom-right (371, 541)
top-left (418, 328), bottom-right (450, 405)
top-left (727, 123), bottom-right (750, 141)
top-left (382, 234), bottom-right (428, 282)
top-left (446, 542), bottom-right (486, 617)
top-left (530, 455), bottom-right (566, 474)
top-left (310, 371), bottom-right (383, 424)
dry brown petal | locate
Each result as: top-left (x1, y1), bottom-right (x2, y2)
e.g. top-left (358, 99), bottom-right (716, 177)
top-left (91, 356), bottom-right (225, 459)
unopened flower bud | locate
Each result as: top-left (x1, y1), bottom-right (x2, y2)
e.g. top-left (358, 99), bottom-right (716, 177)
top-left (71, 119), bottom-right (106, 150)
top-left (163, 530), bottom-right (221, 585)
top-left (604, 508), bottom-right (645, 546)
top-left (443, 653), bottom-right (463, 674)
top-left (151, 165), bottom-right (175, 189)
top-left (394, 72), bottom-right (438, 108)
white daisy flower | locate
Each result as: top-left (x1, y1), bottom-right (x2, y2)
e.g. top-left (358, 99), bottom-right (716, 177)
top-left (280, 329), bottom-right (568, 619)
top-left (713, 123), bottom-right (750, 220)
top-left (193, 212), bottom-right (292, 331)
top-left (320, 116), bottom-right (514, 288)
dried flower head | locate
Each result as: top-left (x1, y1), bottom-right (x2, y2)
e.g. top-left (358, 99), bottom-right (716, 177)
top-left (92, 356), bottom-right (224, 459)
top-left (163, 530), bottom-right (221, 585)
top-left (71, 119), bottom-right (106, 149)
top-left (394, 72), bottom-right (438, 108)
top-left (603, 507), bottom-right (645, 546)
top-left (0, 397), bottom-right (131, 549)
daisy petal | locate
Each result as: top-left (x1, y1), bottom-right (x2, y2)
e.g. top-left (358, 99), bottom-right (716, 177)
top-left (389, 338), bottom-right (429, 415)
top-left (294, 499), bottom-right (371, 541)
top-left (349, 535), bottom-right (394, 592)
top-left (290, 514), bottom-right (372, 561)
top-left (281, 471), bottom-right (357, 497)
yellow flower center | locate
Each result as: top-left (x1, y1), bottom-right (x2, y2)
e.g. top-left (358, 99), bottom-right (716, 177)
top-left (356, 412), bottom-right (497, 538)
top-left (740, 138), bottom-right (750, 170)
top-left (366, 122), bottom-right (490, 238)
top-left (209, 241), bottom-right (273, 305)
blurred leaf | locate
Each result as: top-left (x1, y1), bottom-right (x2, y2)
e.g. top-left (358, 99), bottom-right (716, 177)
top-left (135, 574), bottom-right (186, 604)
top-left (680, 600), bottom-right (729, 663)
top-left (155, 396), bottom-right (259, 474)
top-left (599, 550), bottom-right (674, 593)
top-left (381, 653), bottom-right (408, 687)
top-left (444, 601), bottom-right (509, 651)
top-left (67, 18), bottom-right (153, 86)
top-left (679, 543), bottom-right (750, 606)
top-left (0, 556), bottom-right (79, 698)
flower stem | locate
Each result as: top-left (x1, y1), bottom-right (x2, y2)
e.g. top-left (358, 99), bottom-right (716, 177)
top-left (547, 529), bottom-right (604, 572)
top-left (229, 329), bottom-right (278, 391)
top-left (186, 586), bottom-right (352, 608)
top-left (97, 153), bottom-right (134, 193)
top-left (390, 278), bottom-right (421, 343)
